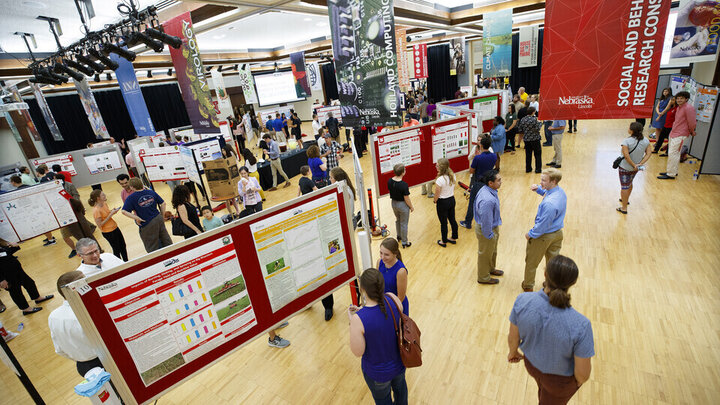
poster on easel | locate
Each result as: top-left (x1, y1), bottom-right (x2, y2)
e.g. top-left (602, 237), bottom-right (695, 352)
top-left (0, 181), bottom-right (77, 243)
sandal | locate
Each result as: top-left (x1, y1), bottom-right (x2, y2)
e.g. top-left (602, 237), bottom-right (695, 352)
top-left (616, 208), bottom-right (627, 214)
top-left (22, 307), bottom-right (42, 315)
top-left (34, 294), bottom-right (54, 304)
top-left (437, 240), bottom-right (446, 247)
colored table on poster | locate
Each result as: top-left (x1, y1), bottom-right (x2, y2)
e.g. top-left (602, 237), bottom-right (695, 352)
top-left (432, 121), bottom-right (470, 162)
top-left (377, 128), bottom-right (422, 174)
top-left (0, 181), bottom-right (77, 243)
top-left (31, 155), bottom-right (77, 176)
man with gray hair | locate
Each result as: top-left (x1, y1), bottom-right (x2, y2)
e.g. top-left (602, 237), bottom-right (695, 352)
top-left (75, 238), bottom-right (125, 277)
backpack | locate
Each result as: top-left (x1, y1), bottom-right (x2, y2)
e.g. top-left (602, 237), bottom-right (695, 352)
top-left (384, 294), bottom-right (423, 368)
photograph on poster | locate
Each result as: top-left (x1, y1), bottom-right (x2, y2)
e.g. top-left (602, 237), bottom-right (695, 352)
top-left (83, 151), bottom-right (123, 175)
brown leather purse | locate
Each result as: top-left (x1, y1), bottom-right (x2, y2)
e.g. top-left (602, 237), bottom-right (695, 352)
top-left (385, 294), bottom-right (423, 368)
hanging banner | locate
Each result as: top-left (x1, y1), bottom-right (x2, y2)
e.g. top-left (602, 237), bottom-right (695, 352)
top-left (165, 12), bottom-right (220, 134)
top-left (9, 86), bottom-right (42, 142)
top-left (210, 70), bottom-right (234, 120)
top-left (111, 53), bottom-right (156, 137)
top-left (0, 99), bottom-right (22, 142)
top-left (74, 78), bottom-right (111, 139)
top-left (289, 52), bottom-right (311, 98)
top-left (238, 65), bottom-right (258, 104)
top-left (483, 9), bottom-right (512, 77)
top-left (307, 61), bottom-right (323, 92)
top-left (328, 0), bottom-right (401, 127)
top-left (471, 40), bottom-right (483, 73)
top-left (30, 83), bottom-right (63, 141)
top-left (413, 43), bottom-right (428, 79)
top-left (396, 27), bottom-right (410, 88)
top-left (449, 37), bottom-right (466, 76)
top-left (518, 25), bottom-right (540, 68)
top-left (669, 0), bottom-right (720, 63)
top-left (538, 0), bottom-right (671, 120)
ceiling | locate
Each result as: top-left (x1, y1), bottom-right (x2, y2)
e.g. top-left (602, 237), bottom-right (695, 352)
top-left (0, 0), bottom-right (547, 90)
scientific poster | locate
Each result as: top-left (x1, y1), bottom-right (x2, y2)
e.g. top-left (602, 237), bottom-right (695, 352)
top-left (432, 121), bottom-right (469, 162)
top-left (377, 128), bottom-right (422, 174)
top-left (696, 86), bottom-right (718, 123)
top-left (328, 0), bottom-right (401, 126)
top-left (32, 155), bottom-right (77, 176)
top-left (96, 236), bottom-right (256, 386)
top-left (317, 106), bottom-right (343, 125)
top-left (250, 194), bottom-right (348, 312)
top-left (83, 151), bottom-right (123, 175)
top-left (483, 9), bottom-right (512, 77)
top-left (0, 181), bottom-right (77, 242)
top-left (670, 0), bottom-right (720, 63)
top-left (140, 146), bottom-right (189, 182)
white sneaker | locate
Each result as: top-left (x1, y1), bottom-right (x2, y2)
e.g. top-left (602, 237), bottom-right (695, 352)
top-left (268, 335), bottom-right (290, 348)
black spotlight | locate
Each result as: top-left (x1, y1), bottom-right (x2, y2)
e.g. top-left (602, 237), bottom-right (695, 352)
top-left (129, 32), bottom-right (164, 53)
top-left (147, 70), bottom-right (153, 78)
top-left (53, 63), bottom-right (84, 81)
top-left (144, 27), bottom-right (182, 49)
top-left (38, 67), bottom-right (69, 83)
top-left (167, 68), bottom-right (173, 76)
top-left (94, 74), bottom-right (101, 82)
top-left (66, 60), bottom-right (95, 77)
top-left (77, 54), bottom-right (105, 73)
top-left (106, 73), bottom-right (112, 81)
top-left (88, 49), bottom-right (120, 70)
top-left (102, 43), bottom-right (136, 62)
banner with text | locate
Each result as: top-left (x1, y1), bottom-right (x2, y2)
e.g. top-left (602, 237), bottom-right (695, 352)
top-left (669, 0), bottom-right (720, 63)
top-left (518, 25), bottom-right (540, 68)
top-left (210, 70), bottom-right (234, 120)
top-left (10, 86), bottom-right (41, 141)
top-left (165, 12), bottom-right (220, 134)
top-left (307, 62), bottom-right (323, 92)
top-left (538, 0), bottom-right (671, 120)
top-left (74, 78), bottom-right (111, 139)
top-left (238, 66), bottom-right (258, 104)
top-left (111, 53), bottom-right (156, 136)
top-left (413, 43), bottom-right (428, 79)
top-left (483, 9), bottom-right (512, 77)
top-left (289, 52), bottom-right (311, 98)
top-left (31, 83), bottom-right (63, 141)
top-left (328, 0), bottom-right (401, 126)
top-left (396, 27), bottom-right (410, 88)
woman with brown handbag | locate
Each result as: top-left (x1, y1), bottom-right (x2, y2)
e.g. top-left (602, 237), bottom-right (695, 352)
top-left (348, 268), bottom-right (407, 405)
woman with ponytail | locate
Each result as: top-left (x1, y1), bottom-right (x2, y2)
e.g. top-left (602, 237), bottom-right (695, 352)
top-left (433, 158), bottom-right (458, 247)
top-left (348, 268), bottom-right (407, 404)
top-left (377, 238), bottom-right (409, 316)
top-left (88, 190), bottom-right (128, 261)
top-left (507, 255), bottom-right (594, 405)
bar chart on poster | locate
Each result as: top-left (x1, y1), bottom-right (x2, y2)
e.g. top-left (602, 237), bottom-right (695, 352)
top-left (377, 128), bottom-right (422, 174)
top-left (0, 181), bottom-right (77, 242)
top-left (251, 193), bottom-right (348, 312)
top-left (432, 120), bottom-right (469, 162)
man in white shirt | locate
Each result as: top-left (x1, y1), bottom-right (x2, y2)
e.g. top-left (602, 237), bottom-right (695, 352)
top-left (311, 113), bottom-right (323, 140)
top-left (75, 238), bottom-right (125, 277)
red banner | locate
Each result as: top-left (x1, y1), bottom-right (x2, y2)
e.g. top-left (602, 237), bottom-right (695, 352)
top-left (538, 0), bottom-right (671, 120)
top-left (413, 44), bottom-right (428, 79)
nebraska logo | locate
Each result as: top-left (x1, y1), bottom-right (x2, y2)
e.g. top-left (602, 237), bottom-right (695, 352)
top-left (558, 96), bottom-right (594, 108)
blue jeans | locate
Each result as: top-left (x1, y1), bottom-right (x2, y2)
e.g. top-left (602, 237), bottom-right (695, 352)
top-left (464, 181), bottom-right (481, 224)
top-left (543, 121), bottom-right (553, 144)
top-left (362, 370), bottom-right (408, 405)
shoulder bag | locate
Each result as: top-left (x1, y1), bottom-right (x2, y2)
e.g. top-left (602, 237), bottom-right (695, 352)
top-left (613, 139), bottom-right (641, 169)
top-left (384, 294), bottom-right (423, 368)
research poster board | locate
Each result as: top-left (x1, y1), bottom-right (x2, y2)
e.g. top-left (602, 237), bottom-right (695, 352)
top-left (140, 146), bottom-right (189, 182)
top-left (0, 180), bottom-right (77, 243)
top-left (28, 144), bottom-right (128, 188)
top-left (31, 155), bottom-right (77, 176)
top-left (436, 105), bottom-right (490, 143)
top-left (371, 116), bottom-right (472, 197)
top-left (64, 184), bottom-right (358, 405)
top-left (184, 137), bottom-right (224, 164)
top-left (438, 94), bottom-right (500, 129)
top-left (82, 150), bottom-right (124, 175)
top-left (127, 137), bottom-right (153, 176)
top-left (317, 106), bottom-right (343, 125)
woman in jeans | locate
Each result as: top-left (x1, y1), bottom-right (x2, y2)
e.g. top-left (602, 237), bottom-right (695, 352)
top-left (88, 190), bottom-right (128, 261)
top-left (348, 268), bottom-right (407, 405)
top-left (433, 158), bottom-right (458, 247)
top-left (172, 185), bottom-right (202, 239)
top-left (387, 164), bottom-right (414, 248)
top-left (617, 122), bottom-right (652, 214)
top-left (508, 255), bottom-right (594, 405)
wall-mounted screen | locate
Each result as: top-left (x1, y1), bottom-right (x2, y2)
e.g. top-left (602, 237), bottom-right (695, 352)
top-left (253, 70), bottom-right (305, 106)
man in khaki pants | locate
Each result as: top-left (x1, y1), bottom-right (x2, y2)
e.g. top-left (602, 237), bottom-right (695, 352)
top-left (474, 170), bottom-right (504, 285)
top-left (523, 168), bottom-right (567, 291)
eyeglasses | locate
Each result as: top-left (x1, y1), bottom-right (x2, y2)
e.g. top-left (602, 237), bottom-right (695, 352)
top-left (79, 249), bottom-right (100, 256)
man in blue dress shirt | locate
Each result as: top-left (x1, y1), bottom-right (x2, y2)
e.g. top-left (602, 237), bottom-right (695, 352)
top-left (272, 113), bottom-right (286, 143)
top-left (523, 168), bottom-right (566, 292)
top-left (262, 134), bottom-right (291, 191)
top-left (474, 170), bottom-right (504, 285)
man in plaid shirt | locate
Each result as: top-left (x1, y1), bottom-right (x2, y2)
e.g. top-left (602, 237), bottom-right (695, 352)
top-left (320, 134), bottom-right (343, 169)
top-left (517, 106), bottom-right (544, 173)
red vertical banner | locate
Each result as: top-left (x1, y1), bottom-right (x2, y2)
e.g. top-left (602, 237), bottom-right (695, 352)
top-left (164, 12), bottom-right (220, 134)
top-left (538, 0), bottom-right (671, 120)
top-left (413, 44), bottom-right (428, 79)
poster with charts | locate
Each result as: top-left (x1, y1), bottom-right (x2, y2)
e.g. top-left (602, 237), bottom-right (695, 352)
top-left (83, 151), bottom-right (123, 175)
top-left (0, 181), bottom-right (76, 242)
top-left (250, 193), bottom-right (348, 312)
top-left (31, 155), bottom-right (77, 176)
top-left (140, 146), bottom-right (189, 182)
top-left (432, 121), bottom-right (469, 162)
top-left (695, 86), bottom-right (718, 123)
top-left (377, 128), bottom-right (422, 174)
top-left (96, 235), bottom-right (256, 386)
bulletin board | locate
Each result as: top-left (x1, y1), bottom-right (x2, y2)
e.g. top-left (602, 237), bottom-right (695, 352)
top-left (63, 184), bottom-right (358, 405)
top-left (28, 144), bottom-right (128, 188)
top-left (437, 105), bottom-right (494, 142)
top-left (437, 94), bottom-right (501, 120)
top-left (371, 115), bottom-right (472, 197)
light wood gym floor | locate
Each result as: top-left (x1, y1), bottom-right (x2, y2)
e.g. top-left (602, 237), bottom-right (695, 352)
top-left (1, 119), bottom-right (718, 404)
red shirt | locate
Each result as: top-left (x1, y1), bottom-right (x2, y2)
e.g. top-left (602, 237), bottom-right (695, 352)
top-left (58, 171), bottom-right (73, 183)
top-left (663, 107), bottom-right (676, 129)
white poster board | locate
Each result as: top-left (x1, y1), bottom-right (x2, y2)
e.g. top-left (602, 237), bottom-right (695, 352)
top-left (185, 138), bottom-right (224, 163)
top-left (127, 137), bottom-right (152, 176)
top-left (0, 181), bottom-right (77, 242)
top-left (140, 146), bottom-right (189, 182)
top-left (257, 105), bottom-right (294, 122)
top-left (31, 155), bottom-right (77, 176)
top-left (82, 151), bottom-right (123, 175)
top-left (432, 121), bottom-right (470, 162)
top-left (180, 147), bottom-right (202, 185)
top-left (376, 128), bottom-right (422, 174)
top-left (317, 106), bottom-right (343, 125)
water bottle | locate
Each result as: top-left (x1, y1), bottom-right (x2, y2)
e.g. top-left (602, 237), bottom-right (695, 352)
top-left (693, 170), bottom-right (698, 180)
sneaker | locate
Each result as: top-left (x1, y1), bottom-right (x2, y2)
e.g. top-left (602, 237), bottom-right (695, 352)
top-left (427, 193), bottom-right (434, 198)
top-left (459, 221), bottom-right (472, 229)
top-left (68, 250), bottom-right (77, 258)
top-left (43, 238), bottom-right (56, 246)
top-left (268, 335), bottom-right (290, 348)
top-left (277, 321), bottom-right (289, 329)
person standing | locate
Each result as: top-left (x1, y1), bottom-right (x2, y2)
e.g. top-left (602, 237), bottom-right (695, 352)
top-left (654, 97), bottom-right (676, 155)
top-left (172, 185), bottom-right (202, 239)
top-left (518, 87), bottom-right (529, 103)
top-left (348, 268), bottom-right (408, 405)
top-left (272, 113), bottom-right (286, 143)
top-left (508, 255), bottom-right (594, 405)
top-left (658, 91), bottom-right (696, 180)
top-left (388, 164), bottom-right (414, 248)
top-left (19, 166), bottom-right (37, 186)
top-left (51, 164), bottom-right (73, 183)
top-left (377, 238), bottom-right (409, 316)
top-left (297, 166), bottom-right (317, 196)
top-left (291, 111), bottom-right (303, 144)
top-left (617, 122), bottom-right (652, 214)
top-left (418, 97), bottom-right (429, 123)
top-left (433, 158), bottom-right (458, 247)
top-left (651, 88), bottom-right (673, 139)
top-left (307, 145), bottom-right (328, 188)
top-left (566, 119), bottom-right (578, 134)
top-left (475, 170), bottom-right (504, 285)
top-left (121, 178), bottom-right (172, 253)
top-left (242, 149), bottom-right (265, 201)
top-left (460, 136), bottom-right (497, 229)
top-left (116, 174), bottom-right (135, 203)
top-left (320, 134), bottom-right (343, 171)
top-left (546, 120), bottom-right (567, 169)
top-left (0, 238), bottom-right (54, 315)
top-left (262, 134), bottom-right (292, 190)
top-left (238, 166), bottom-right (263, 215)
top-left (312, 113), bottom-right (323, 140)
top-left (490, 116), bottom-right (506, 171)
top-left (523, 168), bottom-right (566, 292)
top-left (518, 107), bottom-right (543, 173)
top-left (505, 104), bottom-right (518, 151)
top-left (88, 190), bottom-right (128, 261)
top-left (325, 112), bottom-right (340, 142)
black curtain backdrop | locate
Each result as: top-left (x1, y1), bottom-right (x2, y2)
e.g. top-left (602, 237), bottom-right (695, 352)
top-left (427, 44), bottom-right (458, 103)
top-left (321, 62), bottom-right (339, 104)
top-left (509, 29), bottom-right (544, 95)
top-left (25, 83), bottom-right (190, 155)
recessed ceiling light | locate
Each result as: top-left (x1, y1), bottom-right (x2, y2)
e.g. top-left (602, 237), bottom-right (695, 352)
top-left (22, 0), bottom-right (46, 9)
top-left (213, 34), bottom-right (226, 40)
top-left (304, 18), bottom-right (312, 21)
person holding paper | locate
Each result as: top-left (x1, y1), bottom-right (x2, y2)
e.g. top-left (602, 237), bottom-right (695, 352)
top-left (121, 178), bottom-right (172, 253)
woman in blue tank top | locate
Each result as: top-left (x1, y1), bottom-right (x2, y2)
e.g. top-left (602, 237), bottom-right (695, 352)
top-left (349, 268), bottom-right (408, 405)
top-left (377, 238), bottom-right (409, 316)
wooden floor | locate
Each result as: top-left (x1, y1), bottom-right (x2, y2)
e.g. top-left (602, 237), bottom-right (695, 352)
top-left (1, 119), bottom-right (719, 404)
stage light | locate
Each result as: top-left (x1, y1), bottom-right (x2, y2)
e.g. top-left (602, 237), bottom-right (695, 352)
top-left (129, 32), bottom-right (164, 53)
top-left (106, 73), bottom-right (112, 81)
top-left (77, 54), bottom-right (105, 73)
top-left (144, 27), bottom-right (182, 49)
top-left (65, 60), bottom-right (95, 77)
top-left (102, 43), bottom-right (136, 62)
top-left (54, 63), bottom-right (84, 81)
top-left (167, 68), bottom-right (173, 76)
top-left (88, 49), bottom-right (119, 70)
top-left (147, 70), bottom-right (153, 78)
top-left (94, 74), bottom-right (101, 82)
